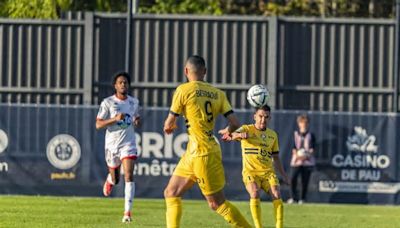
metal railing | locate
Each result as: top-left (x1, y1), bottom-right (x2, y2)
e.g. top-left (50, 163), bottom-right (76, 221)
top-left (0, 13), bottom-right (398, 112)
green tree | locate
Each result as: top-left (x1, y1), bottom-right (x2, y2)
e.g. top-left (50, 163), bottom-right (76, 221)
top-left (0, 0), bottom-right (127, 19)
top-left (263, 0), bottom-right (395, 18)
top-left (140, 0), bottom-right (223, 15)
top-left (4, 0), bottom-right (58, 19)
top-left (0, 0), bottom-right (396, 18)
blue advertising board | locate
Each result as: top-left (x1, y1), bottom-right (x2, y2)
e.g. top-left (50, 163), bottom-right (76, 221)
top-left (0, 104), bottom-right (399, 204)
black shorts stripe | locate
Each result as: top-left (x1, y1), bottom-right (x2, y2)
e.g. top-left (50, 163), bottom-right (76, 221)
top-left (244, 148), bottom-right (258, 151)
top-left (223, 110), bottom-right (234, 117)
top-left (272, 151), bottom-right (279, 154)
top-left (169, 111), bottom-right (180, 116)
top-left (244, 152), bottom-right (258, 154)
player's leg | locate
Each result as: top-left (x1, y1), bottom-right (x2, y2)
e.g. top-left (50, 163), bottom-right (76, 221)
top-left (245, 181), bottom-right (262, 228)
top-left (204, 191), bottom-right (251, 228)
top-left (164, 175), bottom-right (195, 228)
top-left (164, 153), bottom-right (197, 228)
top-left (268, 174), bottom-right (283, 228)
top-left (103, 149), bottom-right (121, 197)
top-left (197, 153), bottom-right (251, 228)
top-left (121, 157), bottom-right (136, 222)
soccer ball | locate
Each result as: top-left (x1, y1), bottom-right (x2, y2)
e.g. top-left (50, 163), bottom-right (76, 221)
top-left (297, 148), bottom-right (307, 157)
top-left (247, 84), bottom-right (270, 108)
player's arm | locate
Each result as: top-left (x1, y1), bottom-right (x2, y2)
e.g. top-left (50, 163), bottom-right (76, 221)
top-left (133, 99), bottom-right (141, 127)
top-left (96, 113), bottom-right (124, 130)
top-left (133, 116), bottom-right (141, 127)
top-left (222, 126), bottom-right (248, 141)
top-left (272, 153), bottom-right (290, 185)
top-left (163, 113), bottom-right (178, 134)
top-left (231, 132), bottom-right (248, 141)
top-left (218, 112), bottom-right (241, 140)
top-left (164, 87), bottom-right (182, 134)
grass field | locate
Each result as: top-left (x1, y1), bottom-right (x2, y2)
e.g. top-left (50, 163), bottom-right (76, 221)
top-left (0, 195), bottom-right (399, 228)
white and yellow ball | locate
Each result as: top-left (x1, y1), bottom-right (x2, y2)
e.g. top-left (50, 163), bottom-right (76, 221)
top-left (247, 84), bottom-right (270, 108)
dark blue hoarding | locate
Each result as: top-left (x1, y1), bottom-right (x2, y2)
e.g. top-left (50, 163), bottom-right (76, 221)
top-left (0, 104), bottom-right (399, 204)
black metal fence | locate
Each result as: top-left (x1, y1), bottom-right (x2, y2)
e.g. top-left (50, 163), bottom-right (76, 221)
top-left (0, 13), bottom-right (399, 112)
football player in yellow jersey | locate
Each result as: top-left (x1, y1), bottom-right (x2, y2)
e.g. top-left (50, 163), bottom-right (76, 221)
top-left (163, 55), bottom-right (251, 228)
top-left (222, 105), bottom-right (290, 228)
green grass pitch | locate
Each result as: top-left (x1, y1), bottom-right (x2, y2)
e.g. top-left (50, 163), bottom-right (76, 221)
top-left (0, 195), bottom-right (399, 227)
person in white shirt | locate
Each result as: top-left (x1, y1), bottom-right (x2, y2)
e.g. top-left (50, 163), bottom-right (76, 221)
top-left (96, 72), bottom-right (140, 223)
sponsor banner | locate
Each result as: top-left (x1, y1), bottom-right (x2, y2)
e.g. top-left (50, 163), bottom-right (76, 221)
top-left (0, 105), bottom-right (92, 189)
top-left (0, 104), bottom-right (399, 204)
top-left (319, 181), bottom-right (400, 194)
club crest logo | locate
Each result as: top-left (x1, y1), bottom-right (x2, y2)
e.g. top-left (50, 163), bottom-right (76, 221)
top-left (117, 113), bottom-right (132, 129)
top-left (346, 126), bottom-right (378, 153)
top-left (0, 129), bottom-right (8, 154)
top-left (46, 134), bottom-right (81, 170)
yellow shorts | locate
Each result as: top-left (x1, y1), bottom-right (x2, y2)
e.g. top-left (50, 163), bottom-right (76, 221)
top-left (173, 150), bottom-right (225, 195)
top-left (242, 170), bottom-right (280, 192)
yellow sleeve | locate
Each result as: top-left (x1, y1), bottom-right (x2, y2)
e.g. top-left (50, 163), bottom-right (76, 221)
top-left (170, 87), bottom-right (184, 116)
top-left (272, 132), bottom-right (280, 153)
top-left (220, 91), bottom-right (233, 116)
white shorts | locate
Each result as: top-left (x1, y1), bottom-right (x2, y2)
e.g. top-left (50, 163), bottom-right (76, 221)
top-left (105, 143), bottom-right (137, 169)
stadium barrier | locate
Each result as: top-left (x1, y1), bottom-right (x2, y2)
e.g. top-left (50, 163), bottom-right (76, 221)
top-left (0, 104), bottom-right (399, 204)
top-left (1, 14), bottom-right (398, 112)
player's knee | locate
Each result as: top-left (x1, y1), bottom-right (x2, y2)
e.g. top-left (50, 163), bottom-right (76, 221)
top-left (249, 191), bottom-right (259, 199)
top-left (164, 187), bottom-right (178, 198)
top-left (207, 200), bottom-right (220, 211)
top-left (124, 173), bottom-right (133, 182)
top-left (271, 191), bottom-right (281, 200)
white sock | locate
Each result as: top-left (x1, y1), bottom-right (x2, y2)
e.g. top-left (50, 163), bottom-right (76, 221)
top-left (106, 174), bottom-right (115, 185)
top-left (124, 182), bottom-right (135, 212)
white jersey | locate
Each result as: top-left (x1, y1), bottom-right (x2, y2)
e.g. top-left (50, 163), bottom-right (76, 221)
top-left (97, 95), bottom-right (140, 153)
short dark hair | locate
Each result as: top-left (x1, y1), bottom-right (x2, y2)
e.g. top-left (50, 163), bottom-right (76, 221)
top-left (112, 72), bottom-right (131, 85)
top-left (254, 105), bottom-right (271, 113)
top-left (185, 55), bottom-right (206, 72)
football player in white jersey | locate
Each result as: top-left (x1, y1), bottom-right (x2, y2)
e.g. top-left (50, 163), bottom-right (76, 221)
top-left (96, 72), bottom-right (140, 223)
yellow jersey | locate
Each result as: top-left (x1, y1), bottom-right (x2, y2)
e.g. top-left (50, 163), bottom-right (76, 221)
top-left (237, 124), bottom-right (279, 174)
top-left (170, 81), bottom-right (233, 156)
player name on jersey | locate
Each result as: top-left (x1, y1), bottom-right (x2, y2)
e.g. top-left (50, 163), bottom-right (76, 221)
top-left (195, 89), bottom-right (218, 99)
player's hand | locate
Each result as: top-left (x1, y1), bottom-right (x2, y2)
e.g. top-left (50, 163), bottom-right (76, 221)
top-left (221, 133), bottom-right (232, 141)
top-left (134, 117), bottom-right (141, 127)
top-left (164, 123), bottom-right (177, 134)
top-left (114, 113), bottom-right (125, 121)
top-left (218, 127), bottom-right (229, 136)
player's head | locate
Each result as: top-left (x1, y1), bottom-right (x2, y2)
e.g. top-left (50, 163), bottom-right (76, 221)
top-left (296, 114), bottom-right (309, 132)
top-left (253, 105), bottom-right (271, 130)
top-left (184, 55), bottom-right (207, 81)
top-left (112, 72), bottom-right (131, 96)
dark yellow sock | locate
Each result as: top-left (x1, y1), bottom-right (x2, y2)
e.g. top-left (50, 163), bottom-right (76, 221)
top-left (165, 197), bottom-right (182, 228)
top-left (215, 200), bottom-right (252, 228)
top-left (273, 199), bottom-right (283, 228)
top-left (250, 198), bottom-right (262, 228)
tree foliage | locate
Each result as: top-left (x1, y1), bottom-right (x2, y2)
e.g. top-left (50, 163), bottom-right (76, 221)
top-left (139, 0), bottom-right (224, 15)
top-left (1, 0), bottom-right (58, 19)
top-left (0, 0), bottom-right (396, 19)
top-left (264, 0), bottom-right (395, 18)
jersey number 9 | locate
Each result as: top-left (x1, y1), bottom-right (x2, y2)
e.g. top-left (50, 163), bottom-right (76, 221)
top-left (204, 101), bottom-right (213, 122)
